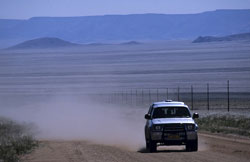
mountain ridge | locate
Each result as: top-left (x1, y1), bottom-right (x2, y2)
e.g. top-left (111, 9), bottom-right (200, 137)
top-left (193, 32), bottom-right (250, 43)
top-left (7, 37), bottom-right (79, 49)
top-left (1, 9), bottom-right (250, 48)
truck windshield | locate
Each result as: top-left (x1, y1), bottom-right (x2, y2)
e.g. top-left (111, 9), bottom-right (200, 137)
top-left (152, 107), bottom-right (191, 118)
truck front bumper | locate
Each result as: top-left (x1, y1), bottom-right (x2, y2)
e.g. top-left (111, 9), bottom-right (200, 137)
top-left (151, 130), bottom-right (197, 144)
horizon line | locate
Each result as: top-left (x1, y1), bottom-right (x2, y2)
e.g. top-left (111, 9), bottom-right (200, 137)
top-left (1, 8), bottom-right (250, 20)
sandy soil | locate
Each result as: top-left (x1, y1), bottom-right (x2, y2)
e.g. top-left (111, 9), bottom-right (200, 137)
top-left (21, 133), bottom-right (250, 162)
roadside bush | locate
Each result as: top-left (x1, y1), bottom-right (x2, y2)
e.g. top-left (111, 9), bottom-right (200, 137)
top-left (0, 117), bottom-right (37, 162)
top-left (196, 114), bottom-right (250, 137)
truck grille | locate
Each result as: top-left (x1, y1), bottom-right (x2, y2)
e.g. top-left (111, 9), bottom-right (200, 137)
top-left (163, 124), bottom-right (186, 140)
top-left (163, 124), bottom-right (185, 132)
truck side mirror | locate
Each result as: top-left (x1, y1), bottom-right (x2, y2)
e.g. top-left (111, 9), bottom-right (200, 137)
top-left (144, 114), bottom-right (151, 119)
top-left (193, 113), bottom-right (199, 119)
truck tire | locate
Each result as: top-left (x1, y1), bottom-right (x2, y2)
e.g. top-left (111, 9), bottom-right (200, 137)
top-left (148, 140), bottom-right (157, 152)
top-left (146, 141), bottom-right (150, 150)
top-left (186, 138), bottom-right (198, 152)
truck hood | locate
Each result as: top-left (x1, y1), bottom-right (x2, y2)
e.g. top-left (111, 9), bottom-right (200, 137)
top-left (152, 118), bottom-right (195, 124)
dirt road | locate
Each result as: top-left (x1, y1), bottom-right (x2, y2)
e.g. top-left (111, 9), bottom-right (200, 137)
top-left (21, 133), bottom-right (250, 162)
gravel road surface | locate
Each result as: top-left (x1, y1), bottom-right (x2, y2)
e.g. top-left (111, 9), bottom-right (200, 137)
top-left (21, 133), bottom-right (250, 162)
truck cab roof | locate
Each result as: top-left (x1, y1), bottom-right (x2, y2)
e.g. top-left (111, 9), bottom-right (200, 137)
top-left (152, 100), bottom-right (188, 108)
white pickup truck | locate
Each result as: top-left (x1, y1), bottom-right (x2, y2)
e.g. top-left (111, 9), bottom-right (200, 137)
top-left (144, 100), bottom-right (199, 152)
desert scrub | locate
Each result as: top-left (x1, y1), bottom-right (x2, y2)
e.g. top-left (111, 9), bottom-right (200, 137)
top-left (196, 114), bottom-right (250, 137)
top-left (0, 117), bottom-right (38, 162)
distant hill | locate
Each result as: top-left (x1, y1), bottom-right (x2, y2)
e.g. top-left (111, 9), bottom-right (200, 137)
top-left (86, 43), bottom-right (109, 46)
top-left (8, 37), bottom-right (79, 49)
top-left (1, 9), bottom-right (250, 48)
top-left (120, 41), bottom-right (141, 45)
top-left (193, 33), bottom-right (250, 43)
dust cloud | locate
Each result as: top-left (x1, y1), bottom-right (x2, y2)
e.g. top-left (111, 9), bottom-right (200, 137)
top-left (1, 95), bottom-right (146, 151)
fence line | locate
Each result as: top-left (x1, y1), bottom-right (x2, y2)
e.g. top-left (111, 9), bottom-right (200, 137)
top-left (98, 80), bottom-right (250, 111)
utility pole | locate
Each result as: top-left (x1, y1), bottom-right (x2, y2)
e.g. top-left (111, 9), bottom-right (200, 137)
top-left (227, 80), bottom-right (230, 112)
top-left (191, 85), bottom-right (194, 110)
top-left (207, 83), bottom-right (210, 111)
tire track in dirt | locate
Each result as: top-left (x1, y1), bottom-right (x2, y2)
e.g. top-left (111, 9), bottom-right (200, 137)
top-left (21, 133), bottom-right (250, 162)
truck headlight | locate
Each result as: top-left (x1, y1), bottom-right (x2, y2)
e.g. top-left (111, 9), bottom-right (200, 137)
top-left (186, 124), bottom-right (195, 131)
top-left (153, 125), bottom-right (163, 131)
top-left (151, 132), bottom-right (162, 140)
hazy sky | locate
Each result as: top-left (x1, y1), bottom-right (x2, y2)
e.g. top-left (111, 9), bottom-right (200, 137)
top-left (0, 0), bottom-right (250, 19)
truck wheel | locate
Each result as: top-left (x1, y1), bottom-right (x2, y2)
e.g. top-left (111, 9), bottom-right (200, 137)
top-left (186, 138), bottom-right (198, 152)
top-left (146, 141), bottom-right (150, 150)
top-left (148, 140), bottom-right (157, 152)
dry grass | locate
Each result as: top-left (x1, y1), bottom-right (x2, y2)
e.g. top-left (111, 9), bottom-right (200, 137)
top-left (0, 117), bottom-right (37, 162)
top-left (196, 114), bottom-right (250, 137)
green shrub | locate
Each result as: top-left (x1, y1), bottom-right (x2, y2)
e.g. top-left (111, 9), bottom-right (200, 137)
top-left (196, 114), bottom-right (250, 137)
top-left (0, 117), bottom-right (38, 162)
